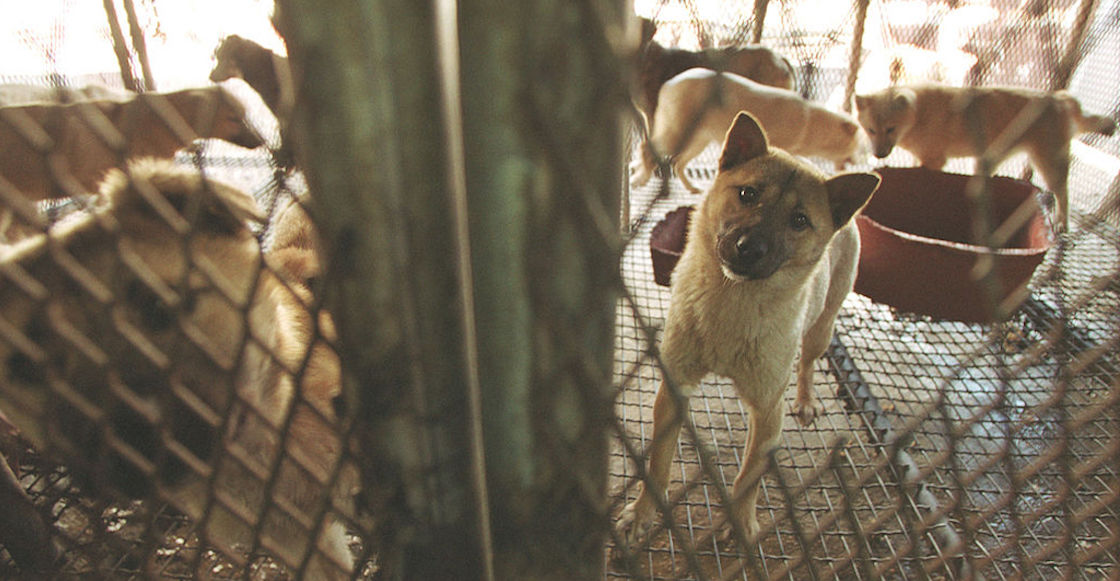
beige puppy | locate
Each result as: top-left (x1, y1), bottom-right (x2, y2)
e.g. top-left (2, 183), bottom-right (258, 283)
top-left (618, 112), bottom-right (878, 544)
top-left (633, 68), bottom-right (863, 193)
top-left (0, 159), bottom-right (351, 579)
top-left (0, 85), bottom-right (262, 202)
top-left (855, 83), bottom-right (1116, 232)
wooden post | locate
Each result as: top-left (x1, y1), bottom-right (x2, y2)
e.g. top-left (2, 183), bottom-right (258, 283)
top-left (1051, 0), bottom-right (1099, 91)
top-left (457, 0), bottom-right (623, 577)
top-left (843, 0), bottom-right (871, 113)
top-left (275, 0), bottom-right (622, 578)
top-left (752, 0), bottom-right (770, 44)
top-left (121, 0), bottom-right (155, 91)
top-left (102, 0), bottom-right (139, 92)
top-left (275, 0), bottom-right (488, 578)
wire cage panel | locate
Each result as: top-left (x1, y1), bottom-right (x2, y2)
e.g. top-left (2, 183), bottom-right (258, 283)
top-left (0, 0), bottom-right (1117, 580)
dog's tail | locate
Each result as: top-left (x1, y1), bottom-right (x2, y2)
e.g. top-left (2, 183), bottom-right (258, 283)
top-left (1057, 91), bottom-right (1116, 136)
top-left (1080, 112), bottom-right (1117, 136)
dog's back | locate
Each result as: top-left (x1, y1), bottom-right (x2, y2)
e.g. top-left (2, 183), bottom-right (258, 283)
top-left (636, 33), bottom-right (795, 118)
top-left (635, 68), bottom-right (861, 191)
top-left (0, 86), bottom-right (261, 201)
top-left (0, 83), bottom-right (131, 106)
top-left (857, 83), bottom-right (1116, 163)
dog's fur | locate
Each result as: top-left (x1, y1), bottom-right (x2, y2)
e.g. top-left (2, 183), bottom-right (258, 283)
top-left (634, 68), bottom-right (864, 193)
top-left (617, 113), bottom-right (878, 544)
top-left (636, 17), bottom-right (795, 124)
top-left (0, 85), bottom-right (262, 202)
top-left (855, 83), bottom-right (1117, 231)
top-left (270, 195), bottom-right (320, 255)
top-left (0, 159), bottom-right (351, 578)
top-left (0, 83), bottom-right (132, 106)
top-left (210, 34), bottom-right (292, 123)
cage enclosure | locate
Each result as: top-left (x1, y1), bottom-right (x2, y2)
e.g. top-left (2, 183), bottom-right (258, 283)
top-left (0, 0), bottom-right (1117, 580)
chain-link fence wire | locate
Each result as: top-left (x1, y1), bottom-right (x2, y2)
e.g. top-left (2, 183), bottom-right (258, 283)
top-left (0, 0), bottom-right (1117, 580)
top-left (610, 1), bottom-right (1117, 581)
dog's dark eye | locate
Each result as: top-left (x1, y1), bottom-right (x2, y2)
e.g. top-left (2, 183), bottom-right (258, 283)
top-left (791, 212), bottom-right (811, 231)
top-left (738, 186), bottom-right (760, 205)
top-left (885, 127), bottom-right (895, 136)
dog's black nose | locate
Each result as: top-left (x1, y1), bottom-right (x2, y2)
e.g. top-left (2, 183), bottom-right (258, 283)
top-left (736, 233), bottom-right (767, 261)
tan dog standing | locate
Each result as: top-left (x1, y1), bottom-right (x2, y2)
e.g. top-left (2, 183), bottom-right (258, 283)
top-left (618, 112), bottom-right (879, 543)
top-left (855, 83), bottom-right (1116, 232)
top-left (0, 85), bottom-right (262, 202)
top-left (633, 68), bottom-right (864, 193)
top-left (636, 17), bottom-right (796, 124)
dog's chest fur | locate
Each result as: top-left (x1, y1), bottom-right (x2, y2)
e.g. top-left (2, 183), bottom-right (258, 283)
top-left (661, 237), bottom-right (825, 390)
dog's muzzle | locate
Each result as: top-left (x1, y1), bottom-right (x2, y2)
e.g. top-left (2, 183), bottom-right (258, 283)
top-left (717, 227), bottom-right (787, 281)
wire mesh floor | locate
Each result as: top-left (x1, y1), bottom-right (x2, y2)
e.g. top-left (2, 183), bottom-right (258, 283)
top-left (607, 148), bottom-right (1119, 581)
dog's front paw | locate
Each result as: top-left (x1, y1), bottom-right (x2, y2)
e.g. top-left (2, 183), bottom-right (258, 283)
top-left (718, 514), bottom-right (760, 545)
top-left (792, 396), bottom-right (825, 426)
top-left (616, 497), bottom-right (655, 547)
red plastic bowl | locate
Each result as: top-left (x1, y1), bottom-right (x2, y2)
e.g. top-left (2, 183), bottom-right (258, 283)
top-left (650, 206), bottom-right (693, 287)
top-left (854, 166), bottom-right (1053, 322)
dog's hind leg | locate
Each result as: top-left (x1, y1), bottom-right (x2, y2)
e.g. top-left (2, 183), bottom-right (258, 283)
top-left (671, 134), bottom-right (715, 194)
top-left (630, 138), bottom-right (657, 188)
top-left (617, 379), bottom-right (688, 545)
top-left (1028, 143), bottom-right (1071, 233)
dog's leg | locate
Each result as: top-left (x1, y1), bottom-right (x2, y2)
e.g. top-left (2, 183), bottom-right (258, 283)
top-left (617, 379), bottom-right (687, 545)
top-left (630, 138), bottom-right (655, 188)
top-left (1029, 144), bottom-right (1071, 233)
top-left (673, 157), bottom-right (701, 194)
top-left (727, 393), bottom-right (784, 541)
top-left (916, 151), bottom-right (947, 170)
top-left (672, 133), bottom-right (714, 194)
top-left (793, 316), bottom-right (833, 425)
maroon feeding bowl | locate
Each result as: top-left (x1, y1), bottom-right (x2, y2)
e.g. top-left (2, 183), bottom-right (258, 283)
top-left (854, 166), bottom-right (1053, 323)
top-left (649, 167), bottom-right (1053, 323)
top-left (650, 206), bottom-right (693, 287)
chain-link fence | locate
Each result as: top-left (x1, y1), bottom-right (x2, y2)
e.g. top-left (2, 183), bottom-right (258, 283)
top-left (610, 1), bottom-right (1118, 580)
top-left (0, 0), bottom-right (1117, 580)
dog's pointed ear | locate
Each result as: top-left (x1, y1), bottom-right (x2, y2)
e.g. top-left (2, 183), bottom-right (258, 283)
top-left (826, 172), bottom-right (880, 228)
top-left (854, 94), bottom-right (867, 112)
top-left (891, 88), bottom-right (915, 111)
top-left (719, 112), bottom-right (769, 171)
